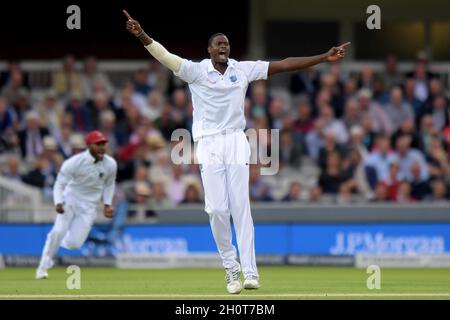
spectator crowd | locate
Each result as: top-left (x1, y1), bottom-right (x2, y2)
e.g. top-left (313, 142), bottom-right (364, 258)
top-left (1, 51), bottom-right (450, 213)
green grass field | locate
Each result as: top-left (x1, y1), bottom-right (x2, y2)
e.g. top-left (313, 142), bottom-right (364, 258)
top-left (1, 267), bottom-right (450, 299)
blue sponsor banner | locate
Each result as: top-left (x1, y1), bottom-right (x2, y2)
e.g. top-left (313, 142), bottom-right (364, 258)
top-left (0, 224), bottom-right (52, 255)
top-left (290, 224), bottom-right (450, 255)
top-left (1, 223), bottom-right (449, 256)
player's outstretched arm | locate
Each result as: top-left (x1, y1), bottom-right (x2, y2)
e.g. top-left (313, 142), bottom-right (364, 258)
top-left (268, 42), bottom-right (351, 76)
top-left (123, 10), bottom-right (182, 73)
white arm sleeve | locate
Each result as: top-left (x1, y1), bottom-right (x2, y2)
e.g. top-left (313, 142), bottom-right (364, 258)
top-left (236, 60), bottom-right (269, 82)
top-left (53, 160), bottom-right (75, 205)
top-left (103, 162), bottom-right (117, 206)
top-left (174, 59), bottom-right (201, 84)
top-left (144, 40), bottom-right (182, 73)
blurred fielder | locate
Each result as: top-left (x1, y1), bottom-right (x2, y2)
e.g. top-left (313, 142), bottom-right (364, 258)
top-left (36, 130), bottom-right (117, 279)
top-left (124, 10), bottom-right (349, 294)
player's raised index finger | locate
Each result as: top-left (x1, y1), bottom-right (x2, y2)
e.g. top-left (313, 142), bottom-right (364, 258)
top-left (338, 42), bottom-right (351, 49)
top-left (123, 10), bottom-right (133, 20)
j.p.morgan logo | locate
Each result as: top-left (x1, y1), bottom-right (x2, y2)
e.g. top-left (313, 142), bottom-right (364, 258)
top-left (330, 232), bottom-right (445, 255)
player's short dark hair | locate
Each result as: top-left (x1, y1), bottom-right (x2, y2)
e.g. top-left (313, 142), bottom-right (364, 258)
top-left (208, 33), bottom-right (227, 47)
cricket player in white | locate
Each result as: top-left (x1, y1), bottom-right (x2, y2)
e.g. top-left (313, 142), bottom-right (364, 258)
top-left (124, 10), bottom-right (349, 294)
top-left (36, 130), bottom-right (117, 279)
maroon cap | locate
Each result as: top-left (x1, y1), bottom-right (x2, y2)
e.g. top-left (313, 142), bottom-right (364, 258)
top-left (85, 130), bottom-right (108, 145)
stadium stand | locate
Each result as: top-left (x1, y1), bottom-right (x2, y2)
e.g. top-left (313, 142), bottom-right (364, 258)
top-left (1, 51), bottom-right (450, 224)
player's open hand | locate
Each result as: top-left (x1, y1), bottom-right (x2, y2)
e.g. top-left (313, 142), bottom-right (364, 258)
top-left (104, 205), bottom-right (115, 218)
top-left (123, 10), bottom-right (143, 36)
top-left (55, 203), bottom-right (64, 214)
top-left (326, 42), bottom-right (351, 62)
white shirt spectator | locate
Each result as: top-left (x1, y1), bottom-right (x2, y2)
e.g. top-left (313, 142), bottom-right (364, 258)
top-left (175, 58), bottom-right (269, 141)
top-left (53, 150), bottom-right (117, 206)
top-left (414, 80), bottom-right (428, 102)
top-left (324, 120), bottom-right (349, 144)
top-left (384, 102), bottom-right (414, 131)
top-left (398, 149), bottom-right (429, 182)
top-left (131, 93), bottom-right (148, 114)
top-left (364, 151), bottom-right (399, 182)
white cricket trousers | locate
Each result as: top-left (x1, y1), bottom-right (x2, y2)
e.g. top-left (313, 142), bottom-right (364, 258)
top-left (38, 195), bottom-right (97, 269)
top-left (196, 130), bottom-right (258, 278)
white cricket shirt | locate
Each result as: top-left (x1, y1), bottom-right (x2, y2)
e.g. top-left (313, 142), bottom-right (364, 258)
top-left (53, 150), bottom-right (117, 206)
top-left (175, 58), bottom-right (269, 141)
